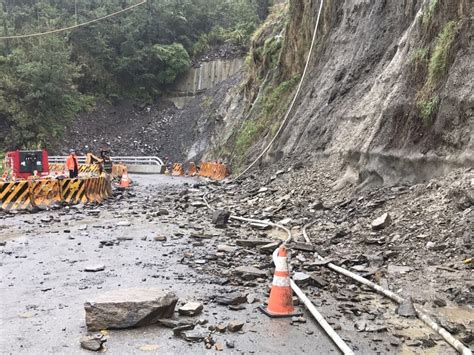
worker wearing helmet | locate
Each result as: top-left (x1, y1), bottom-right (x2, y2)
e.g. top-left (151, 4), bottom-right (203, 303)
top-left (66, 149), bottom-right (79, 178)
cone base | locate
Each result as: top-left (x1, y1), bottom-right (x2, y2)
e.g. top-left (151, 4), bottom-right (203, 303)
top-left (258, 305), bottom-right (303, 318)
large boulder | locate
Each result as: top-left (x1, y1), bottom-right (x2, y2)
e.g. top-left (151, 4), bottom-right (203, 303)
top-left (84, 288), bottom-right (178, 331)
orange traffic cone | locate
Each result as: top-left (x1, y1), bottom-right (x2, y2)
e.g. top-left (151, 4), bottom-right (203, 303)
top-left (260, 246), bottom-right (302, 318)
top-left (120, 170), bottom-right (130, 188)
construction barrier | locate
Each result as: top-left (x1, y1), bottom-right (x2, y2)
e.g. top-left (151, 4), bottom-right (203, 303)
top-left (79, 164), bottom-right (100, 174)
top-left (171, 163), bottom-right (185, 176)
top-left (0, 176), bottom-right (112, 211)
top-left (29, 179), bottom-right (61, 209)
top-left (49, 163), bottom-right (127, 178)
top-left (188, 162), bottom-right (197, 177)
top-left (112, 164), bottom-right (127, 177)
top-left (0, 181), bottom-right (31, 211)
top-left (196, 162), bottom-right (230, 181)
top-left (60, 178), bottom-right (87, 205)
top-left (48, 163), bottom-right (65, 173)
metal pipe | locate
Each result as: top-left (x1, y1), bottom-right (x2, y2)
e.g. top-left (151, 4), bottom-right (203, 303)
top-left (302, 222), bottom-right (472, 355)
top-left (291, 279), bottom-right (355, 355)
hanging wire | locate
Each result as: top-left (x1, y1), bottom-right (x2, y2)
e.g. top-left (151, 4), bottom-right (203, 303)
top-left (0, 0), bottom-right (147, 40)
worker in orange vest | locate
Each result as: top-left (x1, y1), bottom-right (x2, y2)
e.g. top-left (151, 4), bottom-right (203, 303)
top-left (66, 149), bottom-right (79, 178)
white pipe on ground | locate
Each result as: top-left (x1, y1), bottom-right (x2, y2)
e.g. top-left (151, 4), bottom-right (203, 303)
top-left (302, 223), bottom-right (472, 355)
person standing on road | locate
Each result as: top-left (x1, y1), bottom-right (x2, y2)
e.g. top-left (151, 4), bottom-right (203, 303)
top-left (66, 149), bottom-right (79, 178)
top-left (100, 148), bottom-right (113, 174)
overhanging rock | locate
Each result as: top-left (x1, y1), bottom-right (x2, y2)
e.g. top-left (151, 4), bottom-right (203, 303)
top-left (84, 288), bottom-right (178, 331)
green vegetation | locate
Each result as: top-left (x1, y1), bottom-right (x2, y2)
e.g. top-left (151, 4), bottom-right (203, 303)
top-left (422, 0), bottom-right (439, 25)
top-left (415, 21), bottom-right (458, 120)
top-left (411, 48), bottom-right (429, 65)
top-left (263, 75), bottom-right (300, 115)
top-left (234, 74), bottom-right (299, 166)
top-left (235, 119), bottom-right (265, 159)
top-left (427, 21), bottom-right (458, 88)
top-left (418, 96), bottom-right (440, 121)
top-left (0, 0), bottom-right (267, 150)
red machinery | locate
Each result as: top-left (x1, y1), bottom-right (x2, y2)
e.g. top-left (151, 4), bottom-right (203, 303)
top-left (6, 150), bottom-right (49, 179)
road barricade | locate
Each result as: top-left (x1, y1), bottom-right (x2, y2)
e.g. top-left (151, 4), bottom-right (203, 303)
top-left (112, 164), bottom-right (127, 177)
top-left (48, 163), bottom-right (65, 173)
top-left (79, 164), bottom-right (100, 175)
top-left (60, 178), bottom-right (88, 204)
top-left (49, 163), bottom-right (127, 178)
top-left (29, 179), bottom-right (62, 209)
top-left (172, 163), bottom-right (185, 176)
top-left (0, 176), bottom-right (113, 211)
top-left (0, 180), bottom-right (31, 210)
top-left (196, 162), bottom-right (230, 181)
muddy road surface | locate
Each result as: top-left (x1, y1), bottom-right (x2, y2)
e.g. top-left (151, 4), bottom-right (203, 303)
top-left (0, 175), bottom-right (336, 354)
top-left (1, 172), bottom-right (471, 355)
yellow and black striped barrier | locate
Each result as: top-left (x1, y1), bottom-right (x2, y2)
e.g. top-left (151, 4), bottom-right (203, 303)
top-left (0, 176), bottom-right (112, 211)
top-left (49, 163), bottom-right (126, 178)
top-left (79, 164), bottom-right (100, 174)
top-left (30, 179), bottom-right (62, 209)
top-left (0, 181), bottom-right (31, 211)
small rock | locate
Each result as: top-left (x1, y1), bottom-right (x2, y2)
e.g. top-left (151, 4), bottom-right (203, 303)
top-left (215, 292), bottom-right (247, 306)
top-left (291, 316), bottom-right (306, 324)
top-left (235, 239), bottom-right (273, 247)
top-left (234, 266), bottom-right (267, 280)
top-left (181, 329), bottom-right (208, 342)
top-left (246, 294), bottom-right (257, 304)
top-left (227, 321), bottom-right (244, 332)
top-left (371, 213), bottom-right (391, 230)
top-left (158, 209), bottom-right (169, 216)
top-left (154, 236), bottom-right (167, 242)
top-left (228, 304), bottom-right (245, 311)
top-left (116, 236), bottom-right (133, 241)
top-left (116, 221), bottom-right (131, 227)
top-left (433, 297), bottom-right (447, 307)
top-left (80, 334), bottom-right (106, 351)
top-left (212, 210), bottom-right (231, 228)
top-left (178, 302), bottom-right (203, 316)
top-left (216, 324), bottom-right (226, 333)
top-left (293, 272), bottom-right (311, 287)
top-left (292, 242), bottom-right (315, 252)
top-left (226, 340), bottom-right (235, 349)
top-left (172, 324), bottom-right (195, 335)
top-left (217, 245), bottom-right (238, 253)
top-left (190, 201), bottom-right (205, 208)
top-left (309, 274), bottom-right (328, 288)
top-left (396, 297), bottom-right (417, 318)
top-left (85, 265), bottom-right (105, 272)
top-left (157, 319), bottom-right (186, 328)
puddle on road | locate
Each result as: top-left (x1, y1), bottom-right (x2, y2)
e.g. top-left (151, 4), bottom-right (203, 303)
top-left (439, 306), bottom-right (474, 324)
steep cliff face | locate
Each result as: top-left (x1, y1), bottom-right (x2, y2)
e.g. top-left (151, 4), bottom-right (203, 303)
top-left (273, 0), bottom-right (472, 184)
top-left (205, 0), bottom-right (472, 184)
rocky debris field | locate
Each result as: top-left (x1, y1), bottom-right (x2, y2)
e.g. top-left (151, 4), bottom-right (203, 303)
top-left (57, 70), bottom-right (239, 163)
top-left (1, 160), bottom-right (472, 354)
top-left (57, 101), bottom-right (181, 158)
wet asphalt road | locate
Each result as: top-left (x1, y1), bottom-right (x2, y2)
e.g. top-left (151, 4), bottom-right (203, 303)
top-left (0, 175), bottom-right (339, 354)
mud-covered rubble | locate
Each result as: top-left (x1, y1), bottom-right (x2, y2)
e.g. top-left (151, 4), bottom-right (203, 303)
top-left (148, 160), bottom-right (473, 352)
top-left (1, 168), bottom-right (472, 353)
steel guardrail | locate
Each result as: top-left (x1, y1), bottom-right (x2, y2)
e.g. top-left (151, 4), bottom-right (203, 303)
top-left (49, 156), bottom-right (164, 166)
